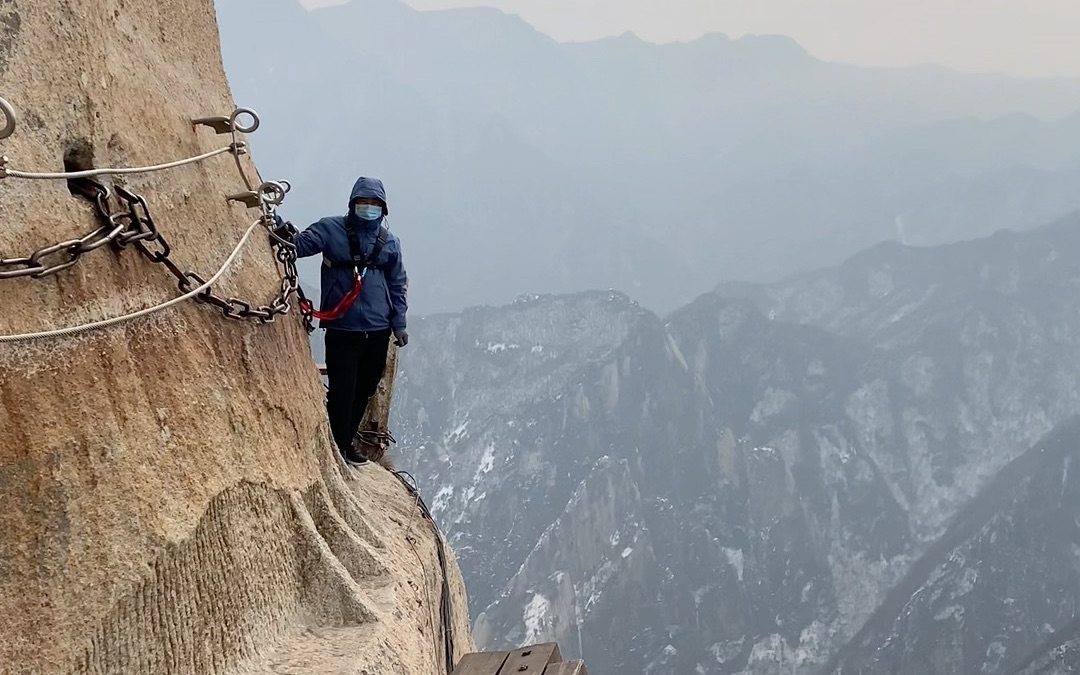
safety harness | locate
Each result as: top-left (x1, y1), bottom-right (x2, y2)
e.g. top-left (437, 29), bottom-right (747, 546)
top-left (298, 222), bottom-right (388, 324)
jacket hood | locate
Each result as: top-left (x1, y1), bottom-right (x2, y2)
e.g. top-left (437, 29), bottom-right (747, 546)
top-left (349, 176), bottom-right (389, 215)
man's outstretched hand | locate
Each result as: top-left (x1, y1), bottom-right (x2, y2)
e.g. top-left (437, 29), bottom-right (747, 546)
top-left (393, 329), bottom-right (409, 347)
top-left (271, 214), bottom-right (298, 243)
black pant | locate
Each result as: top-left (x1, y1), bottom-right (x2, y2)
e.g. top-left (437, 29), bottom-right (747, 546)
top-left (324, 328), bottom-right (392, 458)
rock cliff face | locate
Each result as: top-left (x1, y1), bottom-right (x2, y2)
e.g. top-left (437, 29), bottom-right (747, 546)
top-left (394, 216), bottom-right (1080, 675)
top-left (819, 419), bottom-right (1080, 675)
top-left (0, 2), bottom-right (472, 674)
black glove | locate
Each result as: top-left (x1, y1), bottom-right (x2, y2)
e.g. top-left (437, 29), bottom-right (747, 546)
top-left (270, 214), bottom-right (298, 243)
top-left (393, 329), bottom-right (409, 347)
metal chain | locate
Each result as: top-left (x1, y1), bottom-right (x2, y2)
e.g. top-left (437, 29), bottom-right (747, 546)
top-left (0, 99), bottom-right (310, 330)
top-left (0, 218), bottom-right (265, 343)
top-left (392, 470), bottom-right (457, 675)
top-left (109, 184), bottom-right (301, 324)
top-left (254, 181), bottom-right (316, 333)
top-left (355, 428), bottom-right (397, 464)
top-left (0, 178), bottom-right (127, 279)
top-left (0, 177), bottom-right (303, 326)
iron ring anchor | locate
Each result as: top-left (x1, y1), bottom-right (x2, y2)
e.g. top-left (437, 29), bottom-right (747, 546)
top-left (0, 97), bottom-right (16, 140)
top-left (258, 180), bottom-right (290, 208)
top-left (229, 107), bottom-right (260, 134)
top-left (192, 106), bottom-right (261, 136)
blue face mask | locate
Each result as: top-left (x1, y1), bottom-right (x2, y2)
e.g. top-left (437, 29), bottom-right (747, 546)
top-left (353, 203), bottom-right (383, 221)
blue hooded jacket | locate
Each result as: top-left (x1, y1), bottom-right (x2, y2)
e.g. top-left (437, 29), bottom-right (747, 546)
top-left (293, 177), bottom-right (408, 332)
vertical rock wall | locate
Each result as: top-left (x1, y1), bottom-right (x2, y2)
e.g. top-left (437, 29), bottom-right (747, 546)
top-left (0, 1), bottom-right (472, 673)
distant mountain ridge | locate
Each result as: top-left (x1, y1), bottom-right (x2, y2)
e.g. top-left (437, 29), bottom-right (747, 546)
top-left (217, 0), bottom-right (1080, 317)
top-left (393, 216), bottom-right (1080, 674)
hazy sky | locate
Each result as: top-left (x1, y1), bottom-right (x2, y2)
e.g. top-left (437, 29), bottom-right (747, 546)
top-left (300, 0), bottom-right (1080, 78)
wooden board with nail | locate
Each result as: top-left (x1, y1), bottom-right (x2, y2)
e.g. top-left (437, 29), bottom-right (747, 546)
top-left (450, 642), bottom-right (590, 675)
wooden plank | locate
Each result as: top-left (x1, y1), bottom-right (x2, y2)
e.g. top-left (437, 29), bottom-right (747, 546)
top-left (543, 661), bottom-right (589, 675)
top-left (452, 650), bottom-right (511, 675)
top-left (498, 643), bottom-right (562, 674)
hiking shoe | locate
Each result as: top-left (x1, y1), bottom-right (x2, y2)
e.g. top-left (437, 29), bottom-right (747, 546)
top-left (344, 451), bottom-right (369, 467)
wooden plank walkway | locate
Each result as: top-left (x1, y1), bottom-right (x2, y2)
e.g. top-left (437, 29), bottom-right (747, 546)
top-left (452, 643), bottom-right (589, 675)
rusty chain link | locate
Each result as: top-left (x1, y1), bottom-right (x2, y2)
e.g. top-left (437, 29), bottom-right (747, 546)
top-left (0, 100), bottom-right (312, 335)
top-left (0, 178), bottom-right (127, 279)
top-left (0, 177), bottom-right (302, 325)
top-left (109, 185), bottom-right (301, 323)
top-left (251, 180), bottom-right (316, 333)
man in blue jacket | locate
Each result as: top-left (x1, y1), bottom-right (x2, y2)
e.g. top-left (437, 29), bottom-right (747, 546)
top-left (276, 176), bottom-right (408, 465)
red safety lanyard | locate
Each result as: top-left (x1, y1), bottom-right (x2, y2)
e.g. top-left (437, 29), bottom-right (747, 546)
top-left (298, 272), bottom-right (364, 321)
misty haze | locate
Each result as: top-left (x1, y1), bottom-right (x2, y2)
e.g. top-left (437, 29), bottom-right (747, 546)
top-left (213, 1), bottom-right (1080, 673)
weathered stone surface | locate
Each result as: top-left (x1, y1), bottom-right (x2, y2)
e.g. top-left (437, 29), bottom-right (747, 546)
top-left (0, 2), bottom-right (472, 673)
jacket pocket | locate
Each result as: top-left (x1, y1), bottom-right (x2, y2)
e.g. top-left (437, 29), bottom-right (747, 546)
top-left (320, 270), bottom-right (350, 311)
top-left (359, 272), bottom-right (391, 325)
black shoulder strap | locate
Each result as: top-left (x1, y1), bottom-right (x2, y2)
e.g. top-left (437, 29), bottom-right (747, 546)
top-left (369, 224), bottom-right (389, 266)
top-left (347, 224), bottom-right (364, 272)
top-left (347, 223), bottom-right (389, 273)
